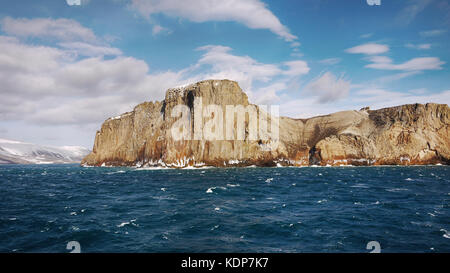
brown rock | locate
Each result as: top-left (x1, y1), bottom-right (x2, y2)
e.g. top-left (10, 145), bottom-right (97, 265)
top-left (82, 80), bottom-right (450, 167)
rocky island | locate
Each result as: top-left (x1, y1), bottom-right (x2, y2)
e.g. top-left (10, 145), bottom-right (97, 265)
top-left (82, 79), bottom-right (449, 167)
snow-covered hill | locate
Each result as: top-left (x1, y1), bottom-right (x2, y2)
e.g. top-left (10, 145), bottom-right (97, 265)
top-left (0, 138), bottom-right (90, 164)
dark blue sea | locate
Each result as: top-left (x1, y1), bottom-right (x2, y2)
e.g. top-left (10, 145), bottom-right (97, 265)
top-left (0, 164), bottom-right (449, 253)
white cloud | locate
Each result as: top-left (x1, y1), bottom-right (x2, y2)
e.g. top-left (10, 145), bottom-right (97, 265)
top-left (1, 17), bottom-right (97, 42)
top-left (365, 56), bottom-right (445, 71)
top-left (345, 43), bottom-right (389, 55)
top-left (405, 43), bottom-right (431, 50)
top-left (130, 0), bottom-right (297, 41)
top-left (347, 41), bottom-right (444, 73)
top-left (191, 46), bottom-right (310, 101)
top-left (0, 33), bottom-right (182, 124)
top-left (2, 16), bottom-right (446, 147)
top-left (0, 17), bottom-right (121, 58)
top-left (0, 26), bottom-right (310, 128)
top-left (419, 29), bottom-right (447, 37)
top-left (252, 83), bottom-right (286, 105)
top-left (303, 72), bottom-right (351, 103)
top-left (319, 58), bottom-right (341, 65)
top-left (366, 55), bottom-right (391, 64)
top-left (374, 71), bottom-right (422, 83)
top-left (193, 45), bottom-right (281, 89)
top-left (0, 36), bottom-right (71, 75)
top-left (58, 42), bottom-right (123, 57)
top-left (282, 60), bottom-right (310, 76)
top-left (152, 24), bottom-right (172, 35)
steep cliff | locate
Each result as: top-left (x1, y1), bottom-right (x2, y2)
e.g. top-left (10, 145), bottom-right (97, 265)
top-left (82, 79), bottom-right (449, 167)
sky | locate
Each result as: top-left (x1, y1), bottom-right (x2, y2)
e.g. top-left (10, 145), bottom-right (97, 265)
top-left (0, 0), bottom-right (449, 148)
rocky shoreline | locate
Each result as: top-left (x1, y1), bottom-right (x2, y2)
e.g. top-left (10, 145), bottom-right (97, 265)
top-left (82, 80), bottom-right (449, 167)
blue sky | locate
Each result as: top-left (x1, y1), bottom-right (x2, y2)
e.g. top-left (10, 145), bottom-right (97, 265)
top-left (0, 0), bottom-right (449, 147)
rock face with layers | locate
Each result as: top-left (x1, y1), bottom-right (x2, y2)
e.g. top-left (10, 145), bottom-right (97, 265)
top-left (82, 79), bottom-right (449, 167)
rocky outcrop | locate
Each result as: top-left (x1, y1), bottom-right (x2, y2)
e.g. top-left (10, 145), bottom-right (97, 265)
top-left (82, 79), bottom-right (449, 167)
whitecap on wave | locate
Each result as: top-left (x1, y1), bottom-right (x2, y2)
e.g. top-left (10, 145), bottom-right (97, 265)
top-left (134, 166), bottom-right (168, 171)
top-left (106, 170), bottom-right (126, 175)
top-left (350, 184), bottom-right (369, 188)
top-left (440, 229), bottom-right (450, 239)
top-left (117, 219), bottom-right (137, 228)
top-left (211, 225), bottom-right (220, 230)
top-left (206, 186), bottom-right (227, 193)
top-left (386, 188), bottom-right (409, 192)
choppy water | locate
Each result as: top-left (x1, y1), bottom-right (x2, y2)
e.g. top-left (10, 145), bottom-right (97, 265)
top-left (0, 164), bottom-right (449, 253)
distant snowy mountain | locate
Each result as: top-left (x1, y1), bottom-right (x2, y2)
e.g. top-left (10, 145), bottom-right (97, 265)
top-left (0, 138), bottom-right (90, 164)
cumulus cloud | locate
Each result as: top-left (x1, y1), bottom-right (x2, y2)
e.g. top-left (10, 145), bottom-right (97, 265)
top-left (0, 16), bottom-right (185, 127)
top-left (192, 45), bottom-right (282, 88)
top-left (345, 43), bottom-right (389, 55)
top-left (303, 72), bottom-right (351, 103)
top-left (0, 19), bottom-right (310, 128)
top-left (191, 45), bottom-right (309, 95)
top-left (3, 15), bottom-right (445, 147)
top-left (130, 0), bottom-right (297, 41)
top-left (0, 33), bottom-right (182, 124)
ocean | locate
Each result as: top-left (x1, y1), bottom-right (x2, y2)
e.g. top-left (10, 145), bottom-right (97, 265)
top-left (0, 164), bottom-right (449, 253)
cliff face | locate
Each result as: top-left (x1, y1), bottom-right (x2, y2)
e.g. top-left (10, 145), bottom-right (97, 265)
top-left (82, 79), bottom-right (450, 167)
